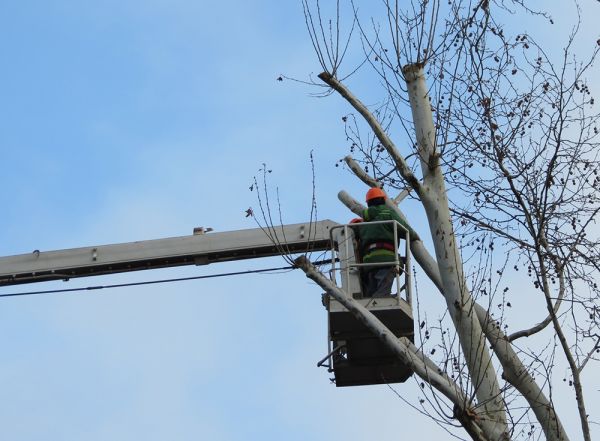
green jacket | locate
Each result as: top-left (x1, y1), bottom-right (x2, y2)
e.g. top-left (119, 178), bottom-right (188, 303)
top-left (359, 204), bottom-right (410, 263)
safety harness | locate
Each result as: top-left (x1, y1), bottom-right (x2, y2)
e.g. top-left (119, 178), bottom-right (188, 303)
top-left (366, 242), bottom-right (395, 252)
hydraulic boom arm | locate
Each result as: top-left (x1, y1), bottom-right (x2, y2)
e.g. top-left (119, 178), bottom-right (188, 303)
top-left (0, 220), bottom-right (339, 286)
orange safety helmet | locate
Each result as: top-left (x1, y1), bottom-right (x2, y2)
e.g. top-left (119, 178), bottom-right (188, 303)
top-left (365, 187), bottom-right (386, 202)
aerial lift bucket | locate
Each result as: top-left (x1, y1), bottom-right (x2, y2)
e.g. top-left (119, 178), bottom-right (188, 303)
top-left (321, 222), bottom-right (414, 387)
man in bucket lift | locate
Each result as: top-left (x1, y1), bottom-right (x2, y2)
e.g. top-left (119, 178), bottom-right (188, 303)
top-left (351, 188), bottom-right (410, 297)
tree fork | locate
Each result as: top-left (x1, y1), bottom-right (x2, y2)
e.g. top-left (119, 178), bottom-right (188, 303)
top-left (294, 255), bottom-right (496, 441)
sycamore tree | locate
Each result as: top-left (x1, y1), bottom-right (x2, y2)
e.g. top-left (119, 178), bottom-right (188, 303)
top-left (288, 1), bottom-right (600, 440)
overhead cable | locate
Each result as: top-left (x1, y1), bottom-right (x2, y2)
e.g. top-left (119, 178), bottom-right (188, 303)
top-left (0, 258), bottom-right (334, 299)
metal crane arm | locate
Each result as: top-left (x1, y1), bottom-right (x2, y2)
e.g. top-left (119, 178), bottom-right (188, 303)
top-left (0, 220), bottom-right (339, 286)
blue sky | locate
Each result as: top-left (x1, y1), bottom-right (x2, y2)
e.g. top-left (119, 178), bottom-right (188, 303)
top-left (0, 2), bottom-right (430, 440)
top-left (0, 1), bottom-right (599, 440)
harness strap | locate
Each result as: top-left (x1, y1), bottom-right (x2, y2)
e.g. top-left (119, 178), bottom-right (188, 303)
top-left (366, 242), bottom-right (395, 252)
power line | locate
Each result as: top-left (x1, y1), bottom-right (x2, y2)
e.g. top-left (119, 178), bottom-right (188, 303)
top-left (0, 266), bottom-right (294, 299)
top-left (0, 258), bottom-right (335, 299)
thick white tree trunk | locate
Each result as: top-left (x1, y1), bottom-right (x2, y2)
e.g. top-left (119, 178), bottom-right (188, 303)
top-left (402, 63), bottom-right (507, 437)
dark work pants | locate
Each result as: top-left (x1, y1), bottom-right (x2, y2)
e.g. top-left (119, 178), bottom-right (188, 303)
top-left (364, 267), bottom-right (396, 297)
